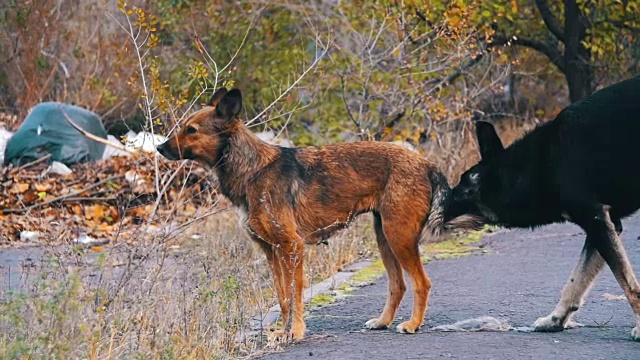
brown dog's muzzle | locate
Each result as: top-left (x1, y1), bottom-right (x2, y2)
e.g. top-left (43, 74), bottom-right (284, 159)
top-left (157, 140), bottom-right (180, 160)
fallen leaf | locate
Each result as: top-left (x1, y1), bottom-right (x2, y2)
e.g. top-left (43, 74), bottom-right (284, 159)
top-left (10, 183), bottom-right (29, 194)
top-left (34, 183), bottom-right (51, 192)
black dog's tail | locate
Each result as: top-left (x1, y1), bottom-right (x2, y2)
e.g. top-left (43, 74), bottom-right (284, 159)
top-left (423, 169), bottom-right (484, 242)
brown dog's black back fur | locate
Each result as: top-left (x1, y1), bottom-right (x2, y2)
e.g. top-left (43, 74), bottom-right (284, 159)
top-left (157, 88), bottom-right (479, 340)
top-left (217, 138), bottom-right (463, 244)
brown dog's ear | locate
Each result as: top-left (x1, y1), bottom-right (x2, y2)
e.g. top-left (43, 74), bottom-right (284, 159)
top-left (208, 87), bottom-right (229, 107)
top-left (215, 89), bottom-right (242, 121)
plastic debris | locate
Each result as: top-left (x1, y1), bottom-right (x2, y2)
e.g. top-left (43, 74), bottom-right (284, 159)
top-left (0, 128), bottom-right (13, 165)
top-left (391, 140), bottom-right (417, 152)
top-left (48, 161), bottom-right (73, 176)
top-left (124, 131), bottom-right (167, 153)
top-left (430, 316), bottom-right (513, 332)
top-left (19, 231), bottom-right (40, 242)
top-left (102, 134), bottom-right (132, 159)
top-left (75, 233), bottom-right (110, 247)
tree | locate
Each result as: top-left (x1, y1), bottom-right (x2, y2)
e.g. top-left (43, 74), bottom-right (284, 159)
top-left (138, 1), bottom-right (508, 150)
top-left (429, 0), bottom-right (640, 103)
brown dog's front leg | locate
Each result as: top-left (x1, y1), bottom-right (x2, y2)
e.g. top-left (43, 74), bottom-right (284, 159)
top-left (250, 215), bottom-right (307, 341)
top-left (275, 241), bottom-right (306, 340)
top-left (255, 239), bottom-right (289, 333)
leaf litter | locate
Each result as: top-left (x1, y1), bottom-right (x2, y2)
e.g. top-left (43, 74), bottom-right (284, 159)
top-left (0, 154), bottom-right (225, 246)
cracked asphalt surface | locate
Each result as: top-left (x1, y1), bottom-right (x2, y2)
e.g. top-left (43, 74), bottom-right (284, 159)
top-left (258, 214), bottom-right (640, 360)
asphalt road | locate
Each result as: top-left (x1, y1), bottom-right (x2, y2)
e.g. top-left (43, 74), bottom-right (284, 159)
top-left (258, 215), bottom-right (640, 360)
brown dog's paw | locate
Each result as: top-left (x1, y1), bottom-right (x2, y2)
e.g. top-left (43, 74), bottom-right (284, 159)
top-left (395, 320), bottom-right (422, 334)
top-left (266, 327), bottom-right (305, 348)
top-left (266, 329), bottom-right (290, 348)
top-left (290, 324), bottom-right (306, 341)
top-left (365, 318), bottom-right (390, 330)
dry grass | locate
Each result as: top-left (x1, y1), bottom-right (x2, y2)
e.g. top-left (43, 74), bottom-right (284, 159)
top-left (0, 205), bottom-right (378, 359)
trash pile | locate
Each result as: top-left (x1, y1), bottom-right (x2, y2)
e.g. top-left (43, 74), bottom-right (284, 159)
top-left (0, 153), bottom-right (221, 246)
top-left (0, 104), bottom-right (226, 246)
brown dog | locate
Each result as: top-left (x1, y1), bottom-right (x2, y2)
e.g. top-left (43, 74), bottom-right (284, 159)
top-left (157, 88), bottom-right (479, 340)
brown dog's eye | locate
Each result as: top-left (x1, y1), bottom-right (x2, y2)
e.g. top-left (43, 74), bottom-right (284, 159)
top-left (185, 126), bottom-right (197, 135)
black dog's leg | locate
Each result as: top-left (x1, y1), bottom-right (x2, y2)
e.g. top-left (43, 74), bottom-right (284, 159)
top-left (611, 212), bottom-right (623, 235)
top-left (586, 206), bottom-right (640, 341)
top-left (532, 234), bottom-right (605, 332)
top-left (533, 184), bottom-right (609, 332)
top-left (538, 200), bottom-right (640, 340)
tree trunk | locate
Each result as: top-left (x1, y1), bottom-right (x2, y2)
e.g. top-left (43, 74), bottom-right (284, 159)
top-left (563, 0), bottom-right (593, 102)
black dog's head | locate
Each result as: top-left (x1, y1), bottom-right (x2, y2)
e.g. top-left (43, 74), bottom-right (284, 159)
top-left (445, 121), bottom-right (505, 225)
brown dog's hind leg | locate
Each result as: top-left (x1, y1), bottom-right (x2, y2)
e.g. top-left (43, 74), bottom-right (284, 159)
top-left (532, 236), bottom-right (605, 332)
top-left (380, 213), bottom-right (431, 334)
top-left (365, 212), bottom-right (407, 330)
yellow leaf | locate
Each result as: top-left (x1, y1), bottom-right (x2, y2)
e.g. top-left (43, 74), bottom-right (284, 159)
top-left (35, 183), bottom-right (50, 192)
top-left (10, 183), bottom-right (29, 194)
top-left (86, 205), bottom-right (106, 221)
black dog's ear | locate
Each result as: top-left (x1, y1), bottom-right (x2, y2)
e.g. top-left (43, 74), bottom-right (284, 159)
top-left (475, 121), bottom-right (504, 160)
top-left (208, 87), bottom-right (229, 107)
top-left (215, 89), bottom-right (243, 121)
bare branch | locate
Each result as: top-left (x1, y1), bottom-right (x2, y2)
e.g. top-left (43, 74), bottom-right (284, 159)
top-left (59, 105), bottom-right (136, 155)
top-left (2, 175), bottom-right (124, 214)
top-left (246, 43), bottom-right (328, 126)
top-left (491, 34), bottom-right (565, 73)
top-left (10, 154), bottom-right (48, 170)
top-left (534, 0), bottom-right (565, 42)
top-left (608, 19), bottom-right (640, 33)
top-left (424, 52), bottom-right (486, 93)
top-left (339, 73), bottom-right (360, 129)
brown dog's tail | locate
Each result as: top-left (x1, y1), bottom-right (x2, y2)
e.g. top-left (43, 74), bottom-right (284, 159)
top-left (423, 169), bottom-right (484, 242)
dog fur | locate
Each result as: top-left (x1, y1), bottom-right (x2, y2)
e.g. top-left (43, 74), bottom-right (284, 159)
top-left (444, 74), bottom-right (640, 341)
top-left (156, 87), bottom-right (479, 340)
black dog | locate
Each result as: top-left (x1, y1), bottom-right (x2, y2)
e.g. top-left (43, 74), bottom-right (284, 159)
top-left (445, 74), bottom-right (640, 341)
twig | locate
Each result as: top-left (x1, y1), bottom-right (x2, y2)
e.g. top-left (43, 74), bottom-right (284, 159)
top-left (9, 154), bottom-right (52, 174)
top-left (2, 175), bottom-right (123, 214)
top-left (339, 73), bottom-right (360, 129)
top-left (57, 105), bottom-right (136, 155)
top-left (592, 314), bottom-right (614, 327)
top-left (246, 45), bottom-right (328, 126)
top-left (62, 196), bottom-right (118, 202)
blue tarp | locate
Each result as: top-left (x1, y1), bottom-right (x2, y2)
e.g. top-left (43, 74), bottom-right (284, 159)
top-left (3, 102), bottom-right (107, 166)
